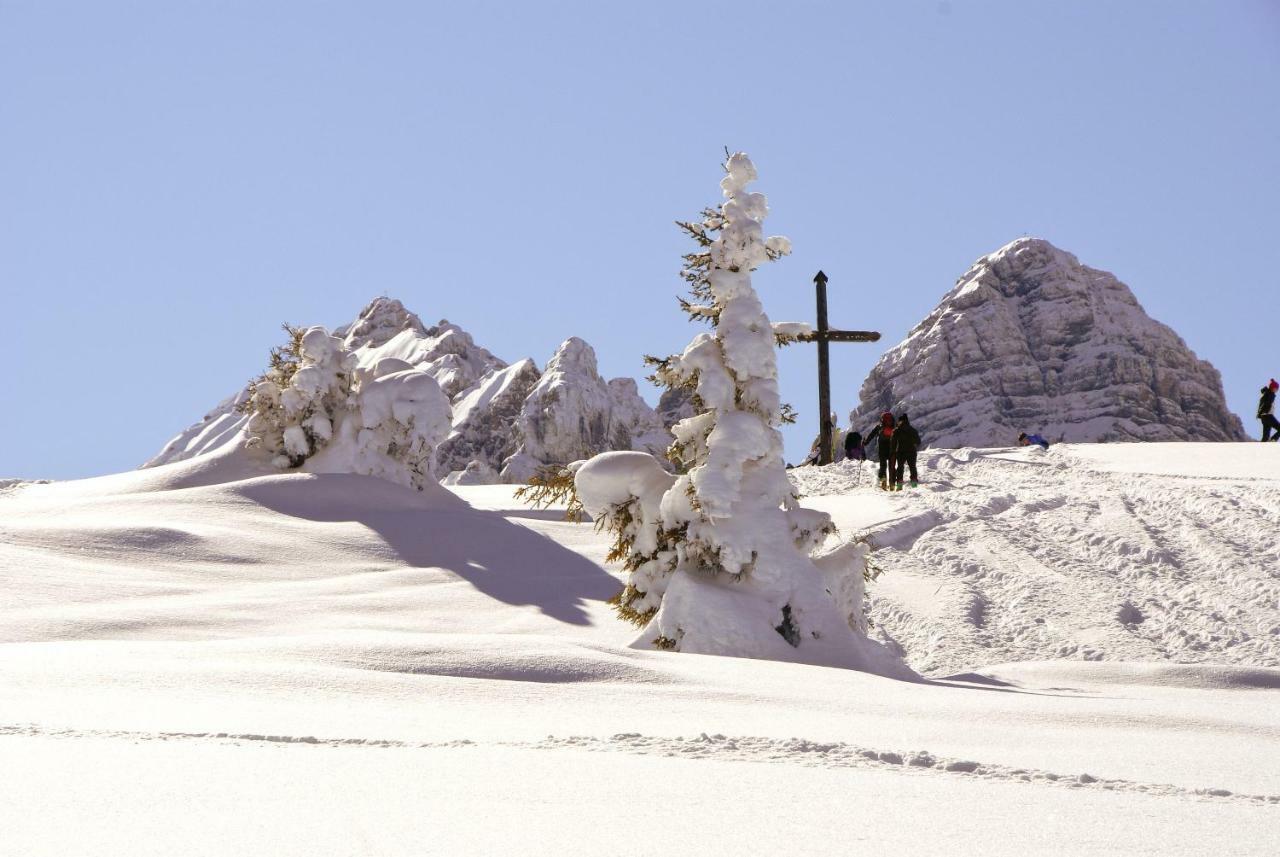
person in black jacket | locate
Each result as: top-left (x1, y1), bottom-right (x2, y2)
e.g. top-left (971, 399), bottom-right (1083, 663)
top-left (1259, 379), bottom-right (1279, 442)
top-left (891, 413), bottom-right (921, 490)
top-left (868, 412), bottom-right (896, 490)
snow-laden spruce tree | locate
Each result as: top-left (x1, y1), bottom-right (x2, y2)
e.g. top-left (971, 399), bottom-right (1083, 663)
top-left (574, 154), bottom-right (912, 676)
top-left (244, 325), bottom-right (356, 469)
top-left (242, 324), bottom-right (452, 491)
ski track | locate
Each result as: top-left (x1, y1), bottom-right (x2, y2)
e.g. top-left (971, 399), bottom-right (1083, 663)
top-left (792, 450), bottom-right (1280, 676)
top-left (3, 724), bottom-right (1275, 807)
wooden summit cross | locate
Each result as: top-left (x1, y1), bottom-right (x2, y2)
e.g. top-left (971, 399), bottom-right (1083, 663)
top-left (796, 271), bottom-right (881, 465)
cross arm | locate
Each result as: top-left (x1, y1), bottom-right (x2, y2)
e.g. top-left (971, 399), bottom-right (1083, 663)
top-left (798, 330), bottom-right (881, 343)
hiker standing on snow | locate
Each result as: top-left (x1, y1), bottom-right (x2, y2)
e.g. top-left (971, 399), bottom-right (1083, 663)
top-left (891, 413), bottom-right (921, 491)
top-left (1259, 379), bottom-right (1280, 442)
top-left (870, 411), bottom-right (896, 491)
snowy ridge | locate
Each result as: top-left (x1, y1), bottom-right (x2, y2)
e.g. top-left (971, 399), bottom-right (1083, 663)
top-left (849, 238), bottom-right (1247, 447)
top-left (146, 298), bottom-right (672, 482)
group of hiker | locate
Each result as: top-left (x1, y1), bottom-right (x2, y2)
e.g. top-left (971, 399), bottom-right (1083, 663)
top-left (796, 375), bottom-right (1280, 489)
top-left (803, 409), bottom-right (1048, 490)
top-left (807, 412), bottom-right (921, 491)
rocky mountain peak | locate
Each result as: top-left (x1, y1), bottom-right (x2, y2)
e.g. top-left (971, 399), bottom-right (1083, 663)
top-left (338, 297), bottom-right (428, 350)
top-left (849, 238), bottom-right (1246, 446)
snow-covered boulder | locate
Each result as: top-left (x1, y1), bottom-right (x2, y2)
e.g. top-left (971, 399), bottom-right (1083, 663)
top-left (849, 238), bottom-right (1248, 446)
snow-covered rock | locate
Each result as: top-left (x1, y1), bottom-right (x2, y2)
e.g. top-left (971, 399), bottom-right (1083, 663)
top-left (655, 386), bottom-right (695, 430)
top-left (607, 378), bottom-right (671, 459)
top-left (501, 338), bottom-right (614, 483)
top-left (437, 358), bottom-right (542, 479)
top-left (849, 238), bottom-right (1247, 447)
top-left (341, 299), bottom-right (507, 400)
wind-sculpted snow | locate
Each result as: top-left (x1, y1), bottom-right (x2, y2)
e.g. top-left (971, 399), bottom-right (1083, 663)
top-left (849, 238), bottom-right (1247, 447)
top-left (789, 443), bottom-right (1280, 676)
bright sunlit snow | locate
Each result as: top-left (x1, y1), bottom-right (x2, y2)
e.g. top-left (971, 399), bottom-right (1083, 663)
top-left (2, 438), bottom-right (1277, 855)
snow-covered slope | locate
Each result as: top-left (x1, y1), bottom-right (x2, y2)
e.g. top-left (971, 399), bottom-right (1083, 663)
top-left (790, 443), bottom-right (1280, 676)
top-left (147, 298), bottom-right (672, 481)
top-left (849, 238), bottom-right (1247, 446)
top-left (1, 442), bottom-right (1277, 854)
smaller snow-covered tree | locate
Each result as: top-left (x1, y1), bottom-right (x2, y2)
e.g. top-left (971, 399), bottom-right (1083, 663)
top-left (241, 324), bottom-right (452, 490)
top-left (243, 326), bottom-right (355, 468)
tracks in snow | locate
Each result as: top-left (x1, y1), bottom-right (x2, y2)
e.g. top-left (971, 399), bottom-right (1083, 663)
top-left (3, 723), bottom-right (1275, 806)
top-left (793, 449), bottom-right (1280, 676)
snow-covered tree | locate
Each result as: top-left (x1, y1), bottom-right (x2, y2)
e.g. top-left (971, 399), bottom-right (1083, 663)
top-left (244, 325), bottom-right (356, 469)
top-left (242, 324), bottom-right (452, 491)
top-left (574, 153), bottom-right (912, 676)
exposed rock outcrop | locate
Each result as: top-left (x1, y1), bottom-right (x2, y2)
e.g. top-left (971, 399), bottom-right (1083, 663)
top-left (436, 358), bottom-right (542, 480)
top-left (496, 339), bottom-right (675, 483)
top-left (849, 238), bottom-right (1247, 447)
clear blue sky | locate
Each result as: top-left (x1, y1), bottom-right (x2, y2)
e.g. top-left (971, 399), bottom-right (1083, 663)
top-left (2, 1), bottom-right (1277, 480)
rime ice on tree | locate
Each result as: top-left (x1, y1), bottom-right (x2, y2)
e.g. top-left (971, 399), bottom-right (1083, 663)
top-left (575, 154), bottom-right (913, 676)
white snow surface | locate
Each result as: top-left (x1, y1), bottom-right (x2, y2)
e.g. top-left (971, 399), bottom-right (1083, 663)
top-left (2, 441), bottom-right (1278, 853)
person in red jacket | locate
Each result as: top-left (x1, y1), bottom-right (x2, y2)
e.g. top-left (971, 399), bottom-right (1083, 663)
top-left (869, 411), bottom-right (895, 491)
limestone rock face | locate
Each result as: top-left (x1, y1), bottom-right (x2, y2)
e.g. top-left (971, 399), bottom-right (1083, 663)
top-left (849, 238), bottom-right (1247, 447)
top-left (436, 358), bottom-right (542, 480)
top-left (501, 338), bottom-right (614, 483)
top-left (147, 300), bottom-right (675, 481)
top-left (655, 386), bottom-right (696, 430)
top-left (607, 378), bottom-right (671, 459)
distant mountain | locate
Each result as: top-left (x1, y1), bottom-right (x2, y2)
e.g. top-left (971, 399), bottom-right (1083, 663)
top-left (849, 238), bottom-right (1247, 446)
top-left (147, 298), bottom-right (671, 481)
